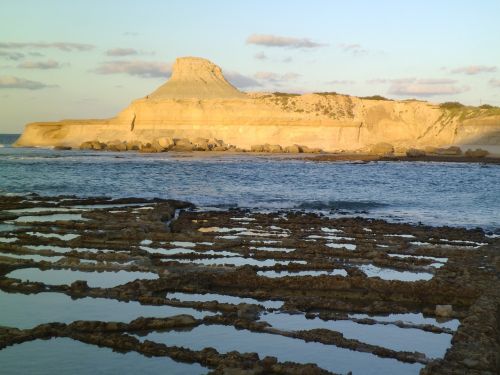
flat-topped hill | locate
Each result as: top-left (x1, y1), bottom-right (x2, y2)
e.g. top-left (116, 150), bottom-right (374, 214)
top-left (149, 57), bottom-right (245, 99)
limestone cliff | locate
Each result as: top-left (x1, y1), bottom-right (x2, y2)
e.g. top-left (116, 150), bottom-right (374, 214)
top-left (15, 57), bottom-right (500, 153)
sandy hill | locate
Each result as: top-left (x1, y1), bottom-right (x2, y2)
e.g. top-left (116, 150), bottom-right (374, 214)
top-left (149, 57), bottom-right (245, 99)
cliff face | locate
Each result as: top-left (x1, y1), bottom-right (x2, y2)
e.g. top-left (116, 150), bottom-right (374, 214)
top-left (15, 57), bottom-right (500, 152)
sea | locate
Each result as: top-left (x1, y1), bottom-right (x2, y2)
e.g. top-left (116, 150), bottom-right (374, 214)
top-left (0, 134), bottom-right (499, 232)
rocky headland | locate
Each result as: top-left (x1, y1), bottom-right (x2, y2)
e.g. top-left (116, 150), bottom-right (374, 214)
top-left (14, 57), bottom-right (500, 156)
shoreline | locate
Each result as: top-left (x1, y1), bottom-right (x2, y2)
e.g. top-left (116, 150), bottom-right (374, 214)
top-left (1, 194), bottom-right (499, 374)
top-left (303, 153), bottom-right (500, 164)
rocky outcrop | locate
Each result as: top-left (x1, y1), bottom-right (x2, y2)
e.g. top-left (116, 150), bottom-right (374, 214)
top-left (14, 56), bottom-right (500, 153)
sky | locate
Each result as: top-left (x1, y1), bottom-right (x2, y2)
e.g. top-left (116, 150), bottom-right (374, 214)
top-left (1, 0), bottom-right (500, 133)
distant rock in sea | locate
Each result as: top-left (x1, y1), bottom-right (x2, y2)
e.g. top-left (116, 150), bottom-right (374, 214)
top-left (14, 57), bottom-right (500, 154)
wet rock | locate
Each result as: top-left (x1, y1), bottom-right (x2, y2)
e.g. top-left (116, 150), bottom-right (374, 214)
top-left (54, 146), bottom-right (72, 150)
top-left (435, 304), bottom-right (453, 317)
top-left (70, 280), bottom-right (90, 292)
top-left (236, 303), bottom-right (261, 320)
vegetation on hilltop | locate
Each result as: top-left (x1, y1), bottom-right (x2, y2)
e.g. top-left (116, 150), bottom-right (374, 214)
top-left (359, 95), bottom-right (392, 101)
top-left (438, 101), bottom-right (500, 122)
top-left (272, 92), bottom-right (301, 97)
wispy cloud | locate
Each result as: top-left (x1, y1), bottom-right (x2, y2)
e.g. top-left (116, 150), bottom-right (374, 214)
top-left (0, 76), bottom-right (57, 90)
top-left (254, 71), bottom-right (301, 84)
top-left (328, 79), bottom-right (356, 85)
top-left (17, 59), bottom-right (62, 69)
top-left (451, 65), bottom-right (497, 75)
top-left (246, 34), bottom-right (326, 49)
top-left (254, 52), bottom-right (267, 60)
top-left (387, 78), bottom-right (468, 96)
top-left (93, 60), bottom-right (171, 78)
top-left (0, 51), bottom-right (25, 60)
top-left (0, 42), bottom-right (94, 51)
top-left (106, 48), bottom-right (139, 56)
top-left (338, 43), bottom-right (367, 56)
top-left (490, 78), bottom-right (500, 88)
top-left (225, 71), bottom-right (261, 89)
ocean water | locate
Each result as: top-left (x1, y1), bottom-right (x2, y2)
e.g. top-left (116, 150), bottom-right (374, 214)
top-left (0, 134), bottom-right (499, 231)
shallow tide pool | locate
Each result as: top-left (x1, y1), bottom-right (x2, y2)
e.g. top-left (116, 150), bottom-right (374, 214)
top-left (139, 324), bottom-right (423, 375)
top-left (0, 291), bottom-right (210, 329)
top-left (0, 338), bottom-right (207, 375)
top-left (6, 268), bottom-right (158, 288)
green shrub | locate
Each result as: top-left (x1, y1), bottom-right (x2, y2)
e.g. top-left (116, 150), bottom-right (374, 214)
top-left (479, 104), bottom-right (496, 109)
top-left (314, 92), bottom-right (338, 96)
top-left (360, 95), bottom-right (391, 101)
top-left (439, 101), bottom-right (465, 109)
top-left (272, 92), bottom-right (300, 97)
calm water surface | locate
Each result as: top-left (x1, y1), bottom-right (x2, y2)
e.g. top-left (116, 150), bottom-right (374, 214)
top-left (0, 139), bottom-right (498, 231)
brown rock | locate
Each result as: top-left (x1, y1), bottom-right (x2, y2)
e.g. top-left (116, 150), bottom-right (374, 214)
top-left (369, 142), bottom-right (394, 156)
top-left (284, 144), bottom-right (303, 153)
top-left (126, 140), bottom-right (142, 151)
top-left (264, 144), bottom-right (283, 153)
top-left (435, 304), bottom-right (453, 317)
top-left (79, 141), bottom-right (94, 150)
top-left (406, 148), bottom-right (426, 157)
top-left (237, 303), bottom-right (261, 320)
top-left (157, 137), bottom-right (175, 150)
top-left (250, 145), bottom-right (265, 152)
top-left (435, 146), bottom-right (462, 156)
top-left (465, 148), bottom-right (489, 158)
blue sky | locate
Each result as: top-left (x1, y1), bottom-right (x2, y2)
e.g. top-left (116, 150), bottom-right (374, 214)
top-left (1, 0), bottom-right (500, 132)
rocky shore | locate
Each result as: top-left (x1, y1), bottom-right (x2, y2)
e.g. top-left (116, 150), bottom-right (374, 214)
top-left (0, 195), bottom-right (499, 374)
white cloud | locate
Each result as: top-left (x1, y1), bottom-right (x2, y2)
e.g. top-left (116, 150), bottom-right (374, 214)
top-left (451, 65), bottom-right (497, 75)
top-left (328, 79), bottom-right (356, 85)
top-left (490, 78), bottom-right (500, 87)
top-left (338, 43), bottom-right (367, 56)
top-left (254, 52), bottom-right (267, 60)
top-left (246, 34), bottom-right (326, 49)
top-left (254, 71), bottom-right (301, 84)
top-left (93, 60), bottom-right (171, 78)
top-left (0, 76), bottom-right (57, 89)
top-left (0, 51), bottom-right (25, 60)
